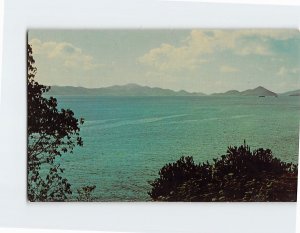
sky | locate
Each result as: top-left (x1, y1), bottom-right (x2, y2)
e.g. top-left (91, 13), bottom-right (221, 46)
top-left (28, 29), bottom-right (300, 94)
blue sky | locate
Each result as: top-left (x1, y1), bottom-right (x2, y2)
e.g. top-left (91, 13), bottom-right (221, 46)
top-left (28, 29), bottom-right (300, 94)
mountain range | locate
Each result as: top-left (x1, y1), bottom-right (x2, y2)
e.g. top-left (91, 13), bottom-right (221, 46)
top-left (279, 89), bottom-right (300, 96)
top-left (46, 84), bottom-right (298, 97)
top-left (211, 86), bottom-right (278, 97)
top-left (47, 84), bottom-right (206, 96)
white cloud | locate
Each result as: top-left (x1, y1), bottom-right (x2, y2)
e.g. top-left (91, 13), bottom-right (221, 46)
top-left (138, 42), bottom-right (209, 72)
top-left (276, 66), bottom-right (300, 76)
top-left (220, 65), bottom-right (239, 73)
top-left (139, 29), bottom-right (299, 73)
top-left (30, 38), bottom-right (100, 70)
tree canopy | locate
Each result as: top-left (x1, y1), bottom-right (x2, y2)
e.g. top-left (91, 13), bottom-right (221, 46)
top-left (27, 44), bottom-right (84, 201)
top-left (149, 142), bottom-right (298, 202)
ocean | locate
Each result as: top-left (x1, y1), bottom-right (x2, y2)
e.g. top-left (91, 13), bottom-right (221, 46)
top-left (54, 96), bottom-right (299, 201)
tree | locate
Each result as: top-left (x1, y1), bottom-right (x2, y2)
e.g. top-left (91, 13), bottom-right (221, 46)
top-left (76, 185), bottom-right (97, 201)
top-left (27, 43), bottom-right (85, 201)
top-left (149, 142), bottom-right (298, 202)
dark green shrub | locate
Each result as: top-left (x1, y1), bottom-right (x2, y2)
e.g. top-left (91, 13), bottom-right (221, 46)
top-left (77, 185), bottom-right (97, 201)
top-left (27, 43), bottom-right (96, 201)
top-left (148, 142), bottom-right (298, 202)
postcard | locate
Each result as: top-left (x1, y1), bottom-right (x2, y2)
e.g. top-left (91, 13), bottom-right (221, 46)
top-left (27, 29), bottom-right (299, 202)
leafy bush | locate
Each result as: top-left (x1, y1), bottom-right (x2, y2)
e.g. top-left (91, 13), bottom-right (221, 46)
top-left (27, 43), bottom-right (96, 201)
top-left (148, 142), bottom-right (298, 202)
top-left (77, 185), bottom-right (97, 201)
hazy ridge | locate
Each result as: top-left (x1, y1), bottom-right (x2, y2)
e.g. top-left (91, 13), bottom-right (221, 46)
top-left (279, 89), bottom-right (300, 96)
top-left (47, 83), bottom-right (206, 96)
top-left (47, 84), bottom-right (298, 97)
top-left (212, 86), bottom-right (277, 97)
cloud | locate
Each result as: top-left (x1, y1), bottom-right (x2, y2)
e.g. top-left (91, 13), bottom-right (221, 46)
top-left (138, 43), bottom-right (209, 72)
top-left (139, 29), bottom-right (299, 73)
top-left (220, 65), bottom-right (239, 73)
top-left (30, 38), bottom-right (100, 70)
top-left (276, 66), bottom-right (300, 76)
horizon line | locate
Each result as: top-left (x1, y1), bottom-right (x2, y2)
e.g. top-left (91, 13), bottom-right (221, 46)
top-left (45, 83), bottom-right (298, 95)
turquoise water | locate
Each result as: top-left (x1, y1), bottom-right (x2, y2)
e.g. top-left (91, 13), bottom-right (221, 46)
top-left (55, 96), bottom-right (299, 201)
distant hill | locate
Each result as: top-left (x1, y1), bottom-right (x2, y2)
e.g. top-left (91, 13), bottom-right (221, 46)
top-left (46, 84), bottom-right (295, 97)
top-left (212, 90), bottom-right (240, 96)
top-left (212, 86), bottom-right (278, 97)
top-left (47, 84), bottom-right (207, 96)
top-left (280, 89), bottom-right (300, 96)
top-left (241, 86), bottom-right (277, 96)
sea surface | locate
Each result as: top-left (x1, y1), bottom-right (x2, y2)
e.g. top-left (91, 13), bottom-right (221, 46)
top-left (54, 96), bottom-right (299, 201)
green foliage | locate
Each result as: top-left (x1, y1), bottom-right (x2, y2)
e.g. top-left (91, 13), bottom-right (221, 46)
top-left (76, 185), bottom-right (96, 201)
top-left (27, 44), bottom-right (85, 201)
top-left (149, 156), bottom-right (209, 200)
top-left (149, 142), bottom-right (298, 202)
